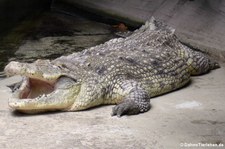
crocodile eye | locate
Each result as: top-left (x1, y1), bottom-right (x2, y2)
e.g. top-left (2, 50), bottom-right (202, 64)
top-left (57, 64), bottom-right (69, 70)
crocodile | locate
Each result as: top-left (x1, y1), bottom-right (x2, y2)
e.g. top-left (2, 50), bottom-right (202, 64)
top-left (4, 17), bottom-right (219, 117)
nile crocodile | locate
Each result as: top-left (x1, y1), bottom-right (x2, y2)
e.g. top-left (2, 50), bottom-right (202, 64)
top-left (4, 17), bottom-right (219, 117)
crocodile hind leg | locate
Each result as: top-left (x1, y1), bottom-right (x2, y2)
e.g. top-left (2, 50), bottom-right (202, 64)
top-left (187, 51), bottom-right (220, 75)
top-left (177, 44), bottom-right (220, 75)
top-left (111, 80), bottom-right (151, 117)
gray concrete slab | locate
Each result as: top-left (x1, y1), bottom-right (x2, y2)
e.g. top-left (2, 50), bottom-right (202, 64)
top-left (0, 66), bottom-right (225, 148)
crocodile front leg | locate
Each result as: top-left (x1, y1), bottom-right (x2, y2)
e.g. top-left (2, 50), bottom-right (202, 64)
top-left (111, 80), bottom-right (151, 117)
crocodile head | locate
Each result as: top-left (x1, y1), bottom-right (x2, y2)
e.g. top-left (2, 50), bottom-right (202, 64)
top-left (4, 60), bottom-right (80, 113)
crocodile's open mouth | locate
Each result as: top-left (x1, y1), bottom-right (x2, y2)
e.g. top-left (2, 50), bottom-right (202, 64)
top-left (8, 75), bottom-right (78, 113)
top-left (5, 56), bottom-right (79, 113)
top-left (17, 77), bottom-right (56, 99)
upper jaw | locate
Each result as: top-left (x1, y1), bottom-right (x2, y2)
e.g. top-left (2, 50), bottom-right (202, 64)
top-left (4, 60), bottom-right (63, 83)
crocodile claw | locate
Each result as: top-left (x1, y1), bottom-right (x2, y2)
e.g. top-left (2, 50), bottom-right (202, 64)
top-left (111, 100), bottom-right (140, 117)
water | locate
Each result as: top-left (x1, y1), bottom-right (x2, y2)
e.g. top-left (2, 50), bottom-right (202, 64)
top-left (0, 11), bottom-right (119, 79)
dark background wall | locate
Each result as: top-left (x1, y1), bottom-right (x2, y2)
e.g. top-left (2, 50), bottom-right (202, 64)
top-left (0, 0), bottom-right (52, 36)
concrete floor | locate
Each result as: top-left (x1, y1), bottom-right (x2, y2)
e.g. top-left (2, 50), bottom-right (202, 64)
top-left (0, 66), bottom-right (225, 148)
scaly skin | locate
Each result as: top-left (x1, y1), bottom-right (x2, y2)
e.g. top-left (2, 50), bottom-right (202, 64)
top-left (4, 17), bottom-right (219, 116)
